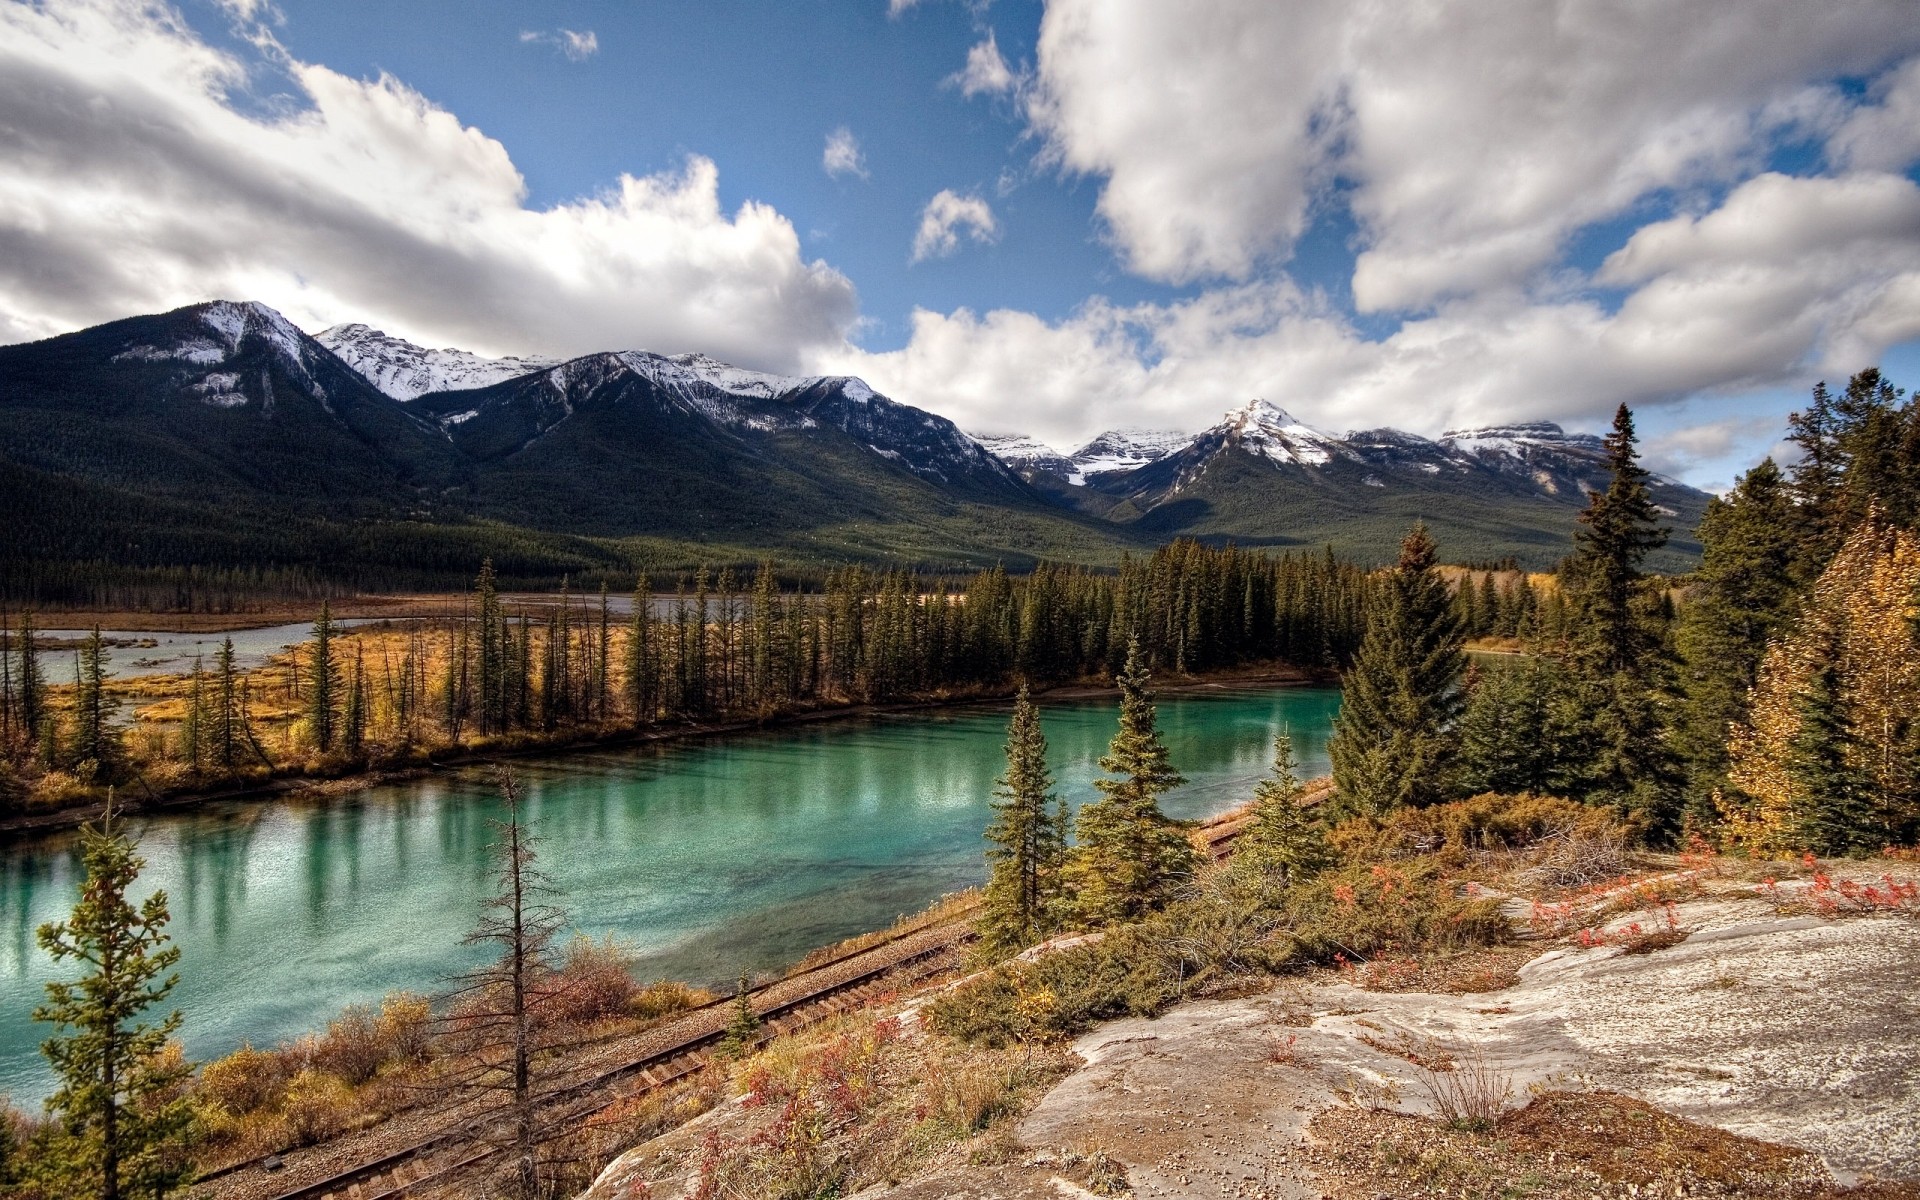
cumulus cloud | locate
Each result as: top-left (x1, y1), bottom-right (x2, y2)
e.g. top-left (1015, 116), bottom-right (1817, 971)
top-left (822, 126), bottom-right (868, 180)
top-left (520, 28), bottom-right (598, 61)
top-left (1828, 56), bottom-right (1920, 172)
top-left (1026, 0), bottom-right (1920, 304)
top-left (910, 190), bottom-right (998, 262)
top-left (949, 30), bottom-right (1016, 97)
top-left (820, 171), bottom-right (1920, 448)
top-left (0, 0), bottom-right (854, 366)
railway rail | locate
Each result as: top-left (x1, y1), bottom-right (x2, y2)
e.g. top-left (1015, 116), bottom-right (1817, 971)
top-left (211, 796), bottom-right (1302, 1200)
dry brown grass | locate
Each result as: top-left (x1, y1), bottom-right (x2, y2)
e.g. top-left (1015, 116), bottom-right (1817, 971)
top-left (1306, 1091), bottom-right (1914, 1199)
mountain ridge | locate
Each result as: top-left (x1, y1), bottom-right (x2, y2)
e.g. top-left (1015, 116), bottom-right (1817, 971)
top-left (2, 302), bottom-right (1711, 584)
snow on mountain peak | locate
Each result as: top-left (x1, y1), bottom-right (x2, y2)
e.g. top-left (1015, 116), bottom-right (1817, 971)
top-left (317, 324), bottom-right (559, 401)
top-left (1067, 428), bottom-right (1191, 483)
top-left (1218, 398), bottom-right (1343, 467)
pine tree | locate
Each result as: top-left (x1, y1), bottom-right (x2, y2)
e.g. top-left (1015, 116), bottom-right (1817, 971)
top-left (307, 602), bottom-right (340, 753)
top-left (212, 638), bottom-right (239, 769)
top-left (720, 975), bottom-right (763, 1058)
top-left (1455, 655), bottom-right (1590, 797)
top-left (1727, 516), bottom-right (1920, 855)
top-left (1326, 525), bottom-right (1466, 818)
top-left (1232, 732), bottom-right (1330, 888)
top-left (1559, 405), bottom-right (1682, 832)
top-left (980, 687), bottom-right (1067, 953)
top-left (1673, 459), bottom-right (1800, 818)
top-left (1787, 637), bottom-right (1876, 856)
top-left (342, 645), bottom-right (368, 757)
top-left (33, 800), bottom-right (197, 1200)
top-left (180, 657), bottom-right (207, 773)
top-left (1065, 639), bottom-right (1199, 925)
top-left (16, 611), bottom-right (43, 761)
top-left (1566, 405), bottom-right (1669, 676)
top-left (69, 627), bottom-right (121, 776)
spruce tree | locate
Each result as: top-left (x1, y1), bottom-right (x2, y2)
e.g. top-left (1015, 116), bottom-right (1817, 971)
top-left (34, 800), bottom-right (196, 1200)
top-left (1787, 639), bottom-right (1876, 856)
top-left (1232, 732), bottom-right (1330, 888)
top-left (342, 645), bottom-right (368, 757)
top-left (980, 687), bottom-right (1067, 953)
top-left (212, 638), bottom-right (239, 769)
top-left (1455, 655), bottom-right (1590, 798)
top-left (180, 658), bottom-right (207, 773)
top-left (1673, 459), bottom-right (1799, 818)
top-left (69, 627), bottom-right (121, 776)
top-left (307, 602), bottom-right (340, 753)
top-left (16, 611), bottom-right (43, 761)
top-left (1065, 639), bottom-right (1198, 925)
top-left (1566, 405), bottom-right (1669, 676)
top-left (1326, 525), bottom-right (1466, 818)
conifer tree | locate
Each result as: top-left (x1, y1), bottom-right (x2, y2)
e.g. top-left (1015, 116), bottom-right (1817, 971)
top-left (16, 611), bottom-right (43, 760)
top-left (1326, 525), bottom-right (1466, 818)
top-left (453, 770), bottom-right (564, 1199)
top-left (1673, 459), bottom-right (1800, 816)
top-left (69, 627), bottom-right (121, 775)
top-left (720, 976), bottom-right (762, 1058)
top-left (180, 657), bottom-right (207, 773)
top-left (1065, 640), bottom-right (1198, 925)
top-left (980, 687), bottom-right (1067, 953)
top-left (306, 602), bottom-right (340, 753)
top-left (1559, 405), bottom-right (1681, 831)
top-left (343, 645), bottom-right (368, 757)
top-left (212, 638), bottom-right (239, 769)
top-left (1727, 515), bottom-right (1920, 854)
top-left (1455, 655), bottom-right (1590, 798)
top-left (1232, 732), bottom-right (1330, 888)
top-left (1566, 405), bottom-right (1669, 676)
top-left (33, 799), bottom-right (196, 1200)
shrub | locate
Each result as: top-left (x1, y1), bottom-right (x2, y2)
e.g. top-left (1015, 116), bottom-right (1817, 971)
top-left (312, 1005), bottom-right (386, 1086)
top-left (1283, 858), bottom-right (1510, 965)
top-left (1329, 793), bottom-right (1630, 865)
top-left (280, 1070), bottom-right (355, 1145)
top-left (631, 981), bottom-right (715, 1021)
top-left (374, 992), bottom-right (433, 1065)
top-left (198, 1044), bottom-right (287, 1117)
top-left (542, 935), bottom-right (641, 1026)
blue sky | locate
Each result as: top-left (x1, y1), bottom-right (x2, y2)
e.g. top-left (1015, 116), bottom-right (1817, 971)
top-left (3, 0), bottom-right (1919, 490)
top-left (229, 0), bottom-right (1184, 348)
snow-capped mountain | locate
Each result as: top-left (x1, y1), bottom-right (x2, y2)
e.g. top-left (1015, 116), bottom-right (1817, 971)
top-left (972, 433), bottom-right (1076, 477)
top-left (974, 426), bottom-right (1191, 486)
top-left (316, 323), bottom-right (560, 401)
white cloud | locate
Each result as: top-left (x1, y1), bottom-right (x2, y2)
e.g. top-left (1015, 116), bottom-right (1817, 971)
top-left (949, 30), bottom-right (1016, 97)
top-left (887, 0), bottom-right (923, 16)
top-left (0, 0), bottom-right (853, 367)
top-left (822, 126), bottom-right (868, 180)
top-left (821, 172), bottom-right (1920, 449)
top-left (1828, 56), bottom-right (1920, 172)
top-left (519, 27), bottom-right (598, 62)
top-left (910, 190), bottom-right (998, 262)
top-left (1026, 0), bottom-right (1920, 303)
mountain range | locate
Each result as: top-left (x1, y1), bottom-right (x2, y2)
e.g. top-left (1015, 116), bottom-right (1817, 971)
top-left (1, 300), bottom-right (1708, 589)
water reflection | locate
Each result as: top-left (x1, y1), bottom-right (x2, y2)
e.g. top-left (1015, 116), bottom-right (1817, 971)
top-left (0, 686), bottom-right (1338, 1103)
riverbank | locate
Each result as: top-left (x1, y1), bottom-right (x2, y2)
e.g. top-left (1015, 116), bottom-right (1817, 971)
top-left (0, 662), bottom-right (1325, 840)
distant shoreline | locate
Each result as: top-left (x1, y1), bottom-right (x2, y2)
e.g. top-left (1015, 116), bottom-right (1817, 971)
top-left (0, 664), bottom-right (1328, 842)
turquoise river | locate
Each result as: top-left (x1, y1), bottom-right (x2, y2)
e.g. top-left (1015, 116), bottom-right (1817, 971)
top-left (0, 684), bottom-right (1339, 1104)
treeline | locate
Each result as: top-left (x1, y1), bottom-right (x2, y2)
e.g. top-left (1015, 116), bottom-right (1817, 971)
top-left (0, 541), bottom-right (1371, 804)
top-left (1328, 369), bottom-right (1920, 854)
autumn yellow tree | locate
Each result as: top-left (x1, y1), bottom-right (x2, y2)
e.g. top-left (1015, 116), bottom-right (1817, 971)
top-left (1725, 515), bottom-right (1920, 856)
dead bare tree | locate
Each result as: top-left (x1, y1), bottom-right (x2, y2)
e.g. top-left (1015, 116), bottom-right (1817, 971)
top-left (444, 767), bottom-right (567, 1199)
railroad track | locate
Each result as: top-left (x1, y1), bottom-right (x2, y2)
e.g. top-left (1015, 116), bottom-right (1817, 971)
top-left (212, 910), bottom-right (976, 1200)
top-left (217, 795), bottom-right (1310, 1200)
